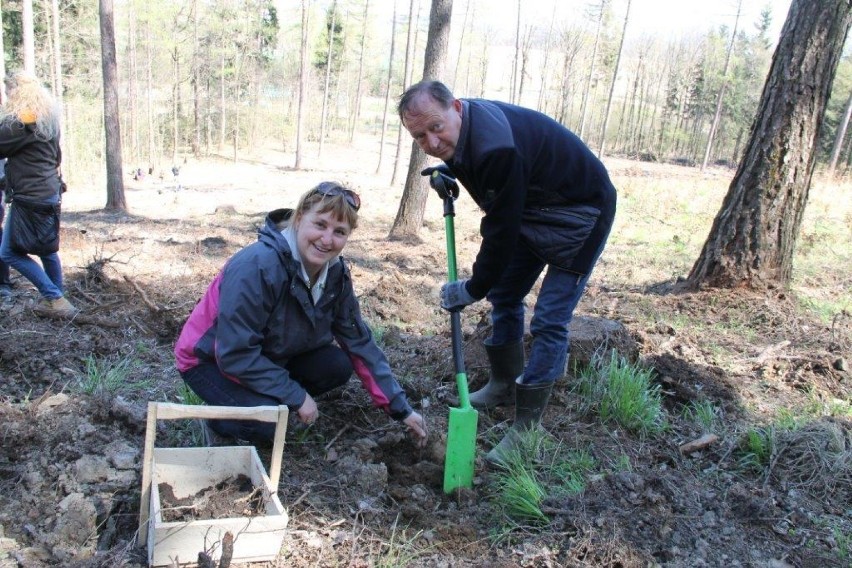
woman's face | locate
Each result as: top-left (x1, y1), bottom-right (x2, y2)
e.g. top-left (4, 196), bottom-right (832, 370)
top-left (294, 205), bottom-right (352, 278)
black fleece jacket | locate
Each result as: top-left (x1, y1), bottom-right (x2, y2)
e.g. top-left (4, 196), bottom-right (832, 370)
top-left (445, 99), bottom-right (617, 299)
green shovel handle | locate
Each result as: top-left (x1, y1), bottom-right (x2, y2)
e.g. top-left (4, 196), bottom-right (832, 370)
top-left (443, 201), bottom-right (472, 411)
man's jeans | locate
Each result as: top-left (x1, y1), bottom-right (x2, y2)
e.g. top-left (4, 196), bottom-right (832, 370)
top-left (181, 343), bottom-right (353, 443)
top-left (486, 243), bottom-right (595, 385)
top-left (0, 199), bottom-right (64, 299)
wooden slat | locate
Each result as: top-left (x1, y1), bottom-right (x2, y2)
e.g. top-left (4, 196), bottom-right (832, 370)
top-left (136, 402), bottom-right (289, 550)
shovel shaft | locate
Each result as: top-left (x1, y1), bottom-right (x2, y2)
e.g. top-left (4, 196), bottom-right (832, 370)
top-left (451, 312), bottom-right (471, 408)
top-left (444, 215), bottom-right (458, 281)
top-left (444, 210), bottom-right (471, 408)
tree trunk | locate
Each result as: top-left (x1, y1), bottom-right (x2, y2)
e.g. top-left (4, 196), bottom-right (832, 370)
top-left (536, 1), bottom-right (558, 114)
top-left (450, 0), bottom-right (470, 90)
top-left (128, 3), bottom-right (138, 163)
top-left (22, 0), bottom-right (34, 73)
top-left (389, 0), bottom-right (453, 240)
top-left (318, 0), bottom-right (337, 158)
top-left (376, 0), bottom-right (398, 174)
top-left (145, 19), bottom-right (155, 170)
top-left (99, 0), bottom-right (126, 211)
top-left (700, 0), bottom-right (742, 171)
top-left (827, 90), bottom-right (852, 177)
top-left (687, 0), bottom-right (852, 291)
top-left (50, 0), bottom-right (63, 103)
top-left (510, 0), bottom-right (521, 103)
top-left (598, 0), bottom-right (630, 158)
top-left (579, 0), bottom-right (606, 141)
top-left (295, 0), bottom-right (309, 169)
top-left (391, 0), bottom-right (418, 186)
top-left (192, 0), bottom-right (201, 157)
top-left (172, 46), bottom-right (180, 163)
top-left (348, 0), bottom-right (369, 143)
top-left (0, 2), bottom-right (5, 102)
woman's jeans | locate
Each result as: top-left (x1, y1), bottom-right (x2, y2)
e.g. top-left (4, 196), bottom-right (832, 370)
top-left (0, 198), bottom-right (64, 299)
top-left (182, 344), bottom-right (353, 443)
top-left (486, 242), bottom-right (602, 385)
top-left (0, 197), bottom-right (10, 286)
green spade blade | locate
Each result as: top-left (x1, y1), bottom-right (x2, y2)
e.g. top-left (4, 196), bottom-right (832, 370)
top-left (443, 373), bottom-right (478, 493)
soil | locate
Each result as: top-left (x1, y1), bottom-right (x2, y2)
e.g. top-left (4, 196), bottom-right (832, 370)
top-left (158, 476), bottom-right (264, 522)
top-left (0, 142), bottom-right (849, 568)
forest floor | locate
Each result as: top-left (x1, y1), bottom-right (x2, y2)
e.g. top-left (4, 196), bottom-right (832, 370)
top-left (0, 139), bottom-right (850, 568)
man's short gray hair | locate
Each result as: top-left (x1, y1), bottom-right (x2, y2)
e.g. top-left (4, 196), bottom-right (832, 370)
top-left (397, 80), bottom-right (455, 122)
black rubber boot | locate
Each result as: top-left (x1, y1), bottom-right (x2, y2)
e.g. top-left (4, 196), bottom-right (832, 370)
top-left (485, 379), bottom-right (554, 466)
top-left (469, 341), bottom-right (525, 409)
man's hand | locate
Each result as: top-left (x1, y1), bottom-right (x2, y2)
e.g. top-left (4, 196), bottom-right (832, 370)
top-left (297, 394), bottom-right (318, 425)
top-left (440, 279), bottom-right (475, 311)
top-left (403, 411), bottom-right (428, 448)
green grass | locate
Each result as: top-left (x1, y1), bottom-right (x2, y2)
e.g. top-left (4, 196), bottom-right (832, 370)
top-left (77, 355), bottom-right (150, 396)
top-left (176, 383), bottom-right (205, 406)
top-left (489, 430), bottom-right (603, 527)
top-left (736, 426), bottom-right (774, 472)
top-left (833, 526), bottom-right (850, 561)
top-left (575, 351), bottom-right (667, 436)
top-left (682, 400), bottom-right (719, 432)
top-left (376, 517), bottom-right (429, 568)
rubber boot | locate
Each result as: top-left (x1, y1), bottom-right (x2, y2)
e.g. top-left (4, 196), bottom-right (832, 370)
top-left (485, 379), bottom-right (553, 466)
top-left (469, 341), bottom-right (525, 409)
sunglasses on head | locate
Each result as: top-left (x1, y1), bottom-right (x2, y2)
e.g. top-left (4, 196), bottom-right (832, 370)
top-left (313, 182), bottom-right (361, 211)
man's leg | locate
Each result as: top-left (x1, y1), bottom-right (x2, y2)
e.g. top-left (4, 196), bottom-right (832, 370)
top-left (485, 267), bottom-right (590, 466)
top-left (523, 268), bottom-right (590, 385)
top-left (473, 246), bottom-right (544, 407)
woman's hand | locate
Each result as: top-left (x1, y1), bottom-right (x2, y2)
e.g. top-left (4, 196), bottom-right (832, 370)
top-left (297, 394), bottom-right (319, 424)
top-left (403, 411), bottom-right (428, 448)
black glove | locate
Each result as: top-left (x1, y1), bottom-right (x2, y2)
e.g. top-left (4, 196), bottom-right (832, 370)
top-left (421, 165), bottom-right (459, 199)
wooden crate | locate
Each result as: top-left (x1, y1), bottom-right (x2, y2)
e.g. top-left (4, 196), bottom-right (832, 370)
top-left (139, 403), bottom-right (290, 567)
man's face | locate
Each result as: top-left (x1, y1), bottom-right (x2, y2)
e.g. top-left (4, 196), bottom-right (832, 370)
top-left (402, 93), bottom-right (463, 161)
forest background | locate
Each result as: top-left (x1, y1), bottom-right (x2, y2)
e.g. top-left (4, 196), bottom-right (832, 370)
top-left (2, 0), bottom-right (850, 194)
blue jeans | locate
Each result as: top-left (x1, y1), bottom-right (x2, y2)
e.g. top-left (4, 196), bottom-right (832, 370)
top-left (181, 343), bottom-right (353, 443)
top-left (486, 243), bottom-right (598, 385)
top-left (0, 199), bottom-right (64, 299)
top-left (0, 196), bottom-right (10, 286)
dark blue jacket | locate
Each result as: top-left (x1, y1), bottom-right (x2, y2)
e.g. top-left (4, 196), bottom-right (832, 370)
top-left (446, 99), bottom-right (617, 299)
top-left (175, 209), bottom-right (414, 420)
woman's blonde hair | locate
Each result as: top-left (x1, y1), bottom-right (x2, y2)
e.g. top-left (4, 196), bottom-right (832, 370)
top-left (293, 182), bottom-right (360, 230)
top-left (0, 71), bottom-right (61, 140)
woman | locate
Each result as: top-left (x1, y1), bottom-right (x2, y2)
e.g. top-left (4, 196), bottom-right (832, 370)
top-left (0, 71), bottom-right (75, 317)
top-left (175, 182), bottom-right (428, 446)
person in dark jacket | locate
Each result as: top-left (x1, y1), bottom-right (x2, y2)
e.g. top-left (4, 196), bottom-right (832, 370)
top-left (175, 182), bottom-right (429, 447)
top-left (0, 71), bottom-right (75, 317)
top-left (398, 80), bottom-right (616, 465)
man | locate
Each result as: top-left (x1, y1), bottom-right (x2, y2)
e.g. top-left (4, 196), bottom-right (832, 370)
top-left (398, 80), bottom-right (616, 464)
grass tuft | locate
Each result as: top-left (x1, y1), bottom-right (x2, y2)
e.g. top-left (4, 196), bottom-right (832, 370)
top-left (77, 355), bottom-right (148, 396)
top-left (576, 351), bottom-right (666, 436)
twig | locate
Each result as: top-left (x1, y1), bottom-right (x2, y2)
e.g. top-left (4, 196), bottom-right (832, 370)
top-left (324, 424), bottom-right (350, 451)
top-left (291, 489), bottom-right (311, 509)
top-left (124, 275), bottom-right (161, 312)
top-left (754, 340), bottom-right (791, 364)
